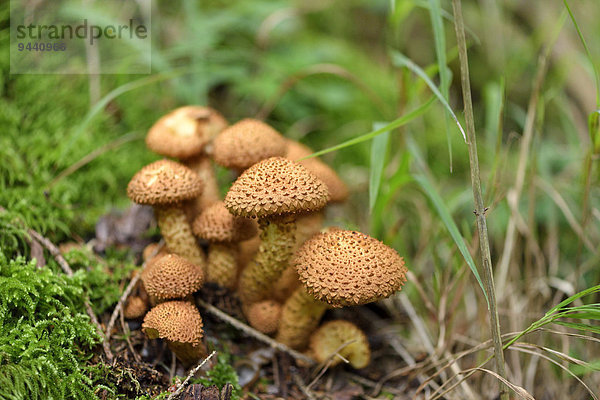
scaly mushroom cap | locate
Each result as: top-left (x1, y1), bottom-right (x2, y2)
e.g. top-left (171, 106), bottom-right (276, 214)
top-left (141, 254), bottom-right (204, 300)
top-left (246, 300), bottom-right (282, 334)
top-left (309, 320), bottom-right (371, 368)
top-left (127, 160), bottom-right (203, 206)
top-left (224, 157), bottom-right (330, 219)
top-left (142, 301), bottom-right (204, 344)
top-left (213, 119), bottom-right (287, 170)
top-left (192, 202), bottom-right (257, 242)
top-left (295, 230), bottom-right (407, 307)
top-left (146, 106), bottom-right (228, 159)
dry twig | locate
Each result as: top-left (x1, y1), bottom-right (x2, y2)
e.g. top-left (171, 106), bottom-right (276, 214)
top-left (196, 298), bottom-right (316, 366)
top-left (105, 240), bottom-right (164, 343)
top-left (167, 350), bottom-right (217, 400)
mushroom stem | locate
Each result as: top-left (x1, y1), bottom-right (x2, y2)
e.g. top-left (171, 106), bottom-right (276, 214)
top-left (167, 340), bottom-right (207, 368)
top-left (206, 242), bottom-right (238, 290)
top-left (185, 155), bottom-right (220, 212)
top-left (155, 206), bottom-right (205, 269)
top-left (238, 218), bottom-right (296, 305)
top-left (276, 287), bottom-right (329, 350)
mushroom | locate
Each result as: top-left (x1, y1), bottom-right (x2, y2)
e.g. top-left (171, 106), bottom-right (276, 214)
top-left (272, 263), bottom-right (301, 303)
top-left (123, 296), bottom-right (148, 319)
top-left (246, 300), bottom-right (282, 335)
top-left (146, 106), bottom-right (228, 214)
top-left (142, 300), bottom-right (205, 366)
top-left (237, 235), bottom-right (261, 272)
top-left (284, 139), bottom-right (349, 203)
top-left (224, 157), bottom-right (330, 306)
top-left (213, 119), bottom-right (287, 172)
top-left (127, 159), bottom-right (206, 268)
top-left (308, 320), bottom-right (371, 368)
top-left (141, 254), bottom-right (204, 304)
top-left (275, 140), bottom-right (349, 301)
top-left (142, 242), bottom-right (167, 263)
top-left (192, 202), bottom-right (257, 290)
top-left (276, 229), bottom-right (407, 349)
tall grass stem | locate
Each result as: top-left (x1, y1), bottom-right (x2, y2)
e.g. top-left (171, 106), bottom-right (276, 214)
top-left (450, 1), bottom-right (509, 398)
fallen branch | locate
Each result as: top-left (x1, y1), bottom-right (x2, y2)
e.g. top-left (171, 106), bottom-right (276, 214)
top-left (196, 298), bottom-right (316, 366)
top-left (167, 350), bottom-right (217, 400)
top-left (27, 228), bottom-right (74, 275)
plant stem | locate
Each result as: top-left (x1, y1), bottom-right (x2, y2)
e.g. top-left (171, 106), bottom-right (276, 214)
top-left (450, 1), bottom-right (509, 399)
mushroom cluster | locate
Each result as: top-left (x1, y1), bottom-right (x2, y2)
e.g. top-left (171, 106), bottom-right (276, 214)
top-left (123, 106), bottom-right (408, 370)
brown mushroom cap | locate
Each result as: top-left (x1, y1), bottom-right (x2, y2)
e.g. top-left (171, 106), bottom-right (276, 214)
top-left (142, 301), bottom-right (204, 344)
top-left (146, 106), bottom-right (228, 159)
top-left (123, 296), bottom-right (148, 319)
top-left (192, 202), bottom-right (257, 242)
top-left (309, 320), bottom-right (371, 368)
top-left (285, 140), bottom-right (348, 203)
top-left (141, 254), bottom-right (204, 300)
top-left (213, 119), bottom-right (287, 170)
top-left (224, 157), bottom-right (330, 219)
top-left (246, 300), bottom-right (282, 334)
top-left (301, 160), bottom-right (349, 203)
top-left (295, 230), bottom-right (407, 307)
top-left (285, 139), bottom-right (313, 161)
top-left (127, 160), bottom-right (203, 206)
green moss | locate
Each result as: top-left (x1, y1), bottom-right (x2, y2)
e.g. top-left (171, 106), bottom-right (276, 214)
top-left (0, 255), bottom-right (99, 400)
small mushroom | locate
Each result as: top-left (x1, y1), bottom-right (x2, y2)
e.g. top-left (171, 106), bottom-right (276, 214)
top-left (141, 254), bottom-right (204, 304)
top-left (224, 157), bottom-right (330, 306)
top-left (213, 119), bottom-right (287, 172)
top-left (276, 229), bottom-right (407, 349)
top-left (123, 296), bottom-right (148, 319)
top-left (146, 106), bottom-right (228, 214)
top-left (127, 160), bottom-right (206, 268)
top-left (308, 320), bottom-right (370, 369)
top-left (142, 242), bottom-right (167, 263)
top-left (192, 202), bottom-right (257, 290)
top-left (142, 300), bottom-right (205, 367)
top-left (246, 300), bottom-right (282, 335)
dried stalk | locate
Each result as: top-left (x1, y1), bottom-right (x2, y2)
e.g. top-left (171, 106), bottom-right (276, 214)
top-left (450, 1), bottom-right (508, 399)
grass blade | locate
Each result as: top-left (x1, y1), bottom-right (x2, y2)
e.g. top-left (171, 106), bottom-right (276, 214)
top-left (413, 173), bottom-right (488, 305)
top-left (369, 123), bottom-right (391, 212)
top-left (553, 322), bottom-right (600, 336)
top-left (589, 110), bottom-right (600, 154)
top-left (303, 97), bottom-right (434, 159)
top-left (391, 51), bottom-right (466, 142)
top-left (547, 284), bottom-right (600, 315)
top-left (563, 0), bottom-right (600, 107)
top-left (428, 0), bottom-right (453, 170)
